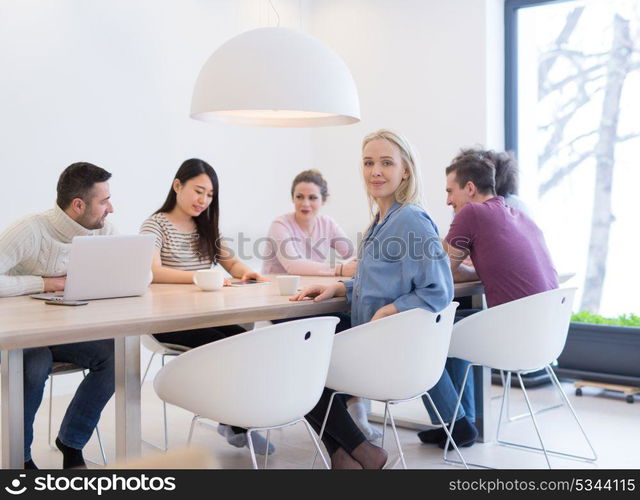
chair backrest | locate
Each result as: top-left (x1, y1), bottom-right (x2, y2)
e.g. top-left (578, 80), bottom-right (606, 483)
top-left (449, 288), bottom-right (576, 371)
top-left (51, 361), bottom-right (84, 376)
top-left (153, 316), bottom-right (339, 429)
top-left (325, 303), bottom-right (458, 401)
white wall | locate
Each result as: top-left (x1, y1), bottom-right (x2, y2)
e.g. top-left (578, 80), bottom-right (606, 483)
top-left (0, 0), bottom-right (315, 257)
top-left (1, 0), bottom-right (504, 254)
top-left (308, 0), bottom-right (504, 236)
top-left (0, 0), bottom-right (503, 393)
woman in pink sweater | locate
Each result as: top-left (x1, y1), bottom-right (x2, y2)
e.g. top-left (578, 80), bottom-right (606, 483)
top-left (262, 170), bottom-right (381, 442)
top-left (262, 169), bottom-right (357, 277)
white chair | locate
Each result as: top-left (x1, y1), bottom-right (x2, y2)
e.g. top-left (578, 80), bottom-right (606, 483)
top-left (153, 316), bottom-right (340, 469)
top-left (48, 362), bottom-right (107, 466)
top-left (496, 369), bottom-right (563, 423)
top-left (319, 304), bottom-right (468, 469)
top-left (444, 287), bottom-right (597, 468)
top-left (140, 334), bottom-right (191, 450)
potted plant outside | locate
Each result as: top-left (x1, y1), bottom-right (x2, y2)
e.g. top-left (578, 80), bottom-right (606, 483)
top-left (554, 312), bottom-right (640, 396)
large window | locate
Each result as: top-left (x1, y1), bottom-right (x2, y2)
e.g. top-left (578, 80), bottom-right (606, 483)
top-left (506, 0), bottom-right (640, 317)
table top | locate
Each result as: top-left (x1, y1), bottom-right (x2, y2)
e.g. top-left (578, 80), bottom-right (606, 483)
top-left (0, 276), bottom-right (485, 351)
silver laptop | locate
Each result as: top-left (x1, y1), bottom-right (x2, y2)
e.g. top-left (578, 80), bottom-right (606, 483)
top-left (32, 234), bottom-right (155, 301)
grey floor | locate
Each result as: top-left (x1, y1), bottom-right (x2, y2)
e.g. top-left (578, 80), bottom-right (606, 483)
top-left (26, 377), bottom-right (640, 469)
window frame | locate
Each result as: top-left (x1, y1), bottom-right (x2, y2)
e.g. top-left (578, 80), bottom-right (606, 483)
top-left (504, 0), bottom-right (579, 154)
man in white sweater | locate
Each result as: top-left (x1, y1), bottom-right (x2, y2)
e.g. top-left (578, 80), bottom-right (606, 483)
top-left (0, 162), bottom-right (116, 469)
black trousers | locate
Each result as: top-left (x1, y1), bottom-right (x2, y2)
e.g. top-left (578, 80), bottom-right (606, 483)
top-left (154, 324), bottom-right (246, 348)
top-left (305, 388), bottom-right (366, 456)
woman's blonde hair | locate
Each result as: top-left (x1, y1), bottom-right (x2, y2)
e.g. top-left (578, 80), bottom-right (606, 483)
top-left (361, 129), bottom-right (424, 216)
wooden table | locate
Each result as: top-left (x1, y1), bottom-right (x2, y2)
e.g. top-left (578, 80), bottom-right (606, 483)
top-left (1, 276), bottom-right (485, 468)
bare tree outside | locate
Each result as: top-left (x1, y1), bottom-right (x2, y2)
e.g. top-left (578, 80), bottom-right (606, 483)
top-left (519, 0), bottom-right (640, 315)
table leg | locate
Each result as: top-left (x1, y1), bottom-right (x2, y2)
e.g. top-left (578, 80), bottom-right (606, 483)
top-left (468, 292), bottom-right (493, 443)
top-left (115, 336), bottom-right (141, 461)
top-left (473, 365), bottom-right (494, 443)
top-left (1, 349), bottom-right (24, 468)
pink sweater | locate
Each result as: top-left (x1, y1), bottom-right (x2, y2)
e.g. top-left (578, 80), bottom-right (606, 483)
top-left (262, 213), bottom-right (355, 276)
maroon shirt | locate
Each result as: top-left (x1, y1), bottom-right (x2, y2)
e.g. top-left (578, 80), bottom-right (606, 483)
top-left (445, 197), bottom-right (558, 307)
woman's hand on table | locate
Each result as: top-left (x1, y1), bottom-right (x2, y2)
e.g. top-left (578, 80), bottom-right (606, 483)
top-left (290, 282), bottom-right (345, 302)
top-left (370, 303), bottom-right (399, 322)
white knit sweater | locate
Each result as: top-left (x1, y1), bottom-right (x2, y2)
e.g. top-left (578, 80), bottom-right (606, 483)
top-left (0, 205), bottom-right (115, 297)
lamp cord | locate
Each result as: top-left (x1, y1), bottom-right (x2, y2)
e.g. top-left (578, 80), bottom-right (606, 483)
top-left (268, 0), bottom-right (281, 27)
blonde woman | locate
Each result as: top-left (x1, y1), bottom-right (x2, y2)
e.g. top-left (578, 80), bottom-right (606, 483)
top-left (291, 130), bottom-right (454, 468)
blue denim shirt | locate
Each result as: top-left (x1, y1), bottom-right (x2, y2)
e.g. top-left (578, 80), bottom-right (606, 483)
top-left (343, 202), bottom-right (454, 327)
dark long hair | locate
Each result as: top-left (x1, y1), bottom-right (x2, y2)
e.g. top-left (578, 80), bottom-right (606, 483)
top-left (155, 158), bottom-right (221, 263)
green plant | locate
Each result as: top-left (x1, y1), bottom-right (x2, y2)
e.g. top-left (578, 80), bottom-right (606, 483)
top-left (571, 311), bottom-right (640, 327)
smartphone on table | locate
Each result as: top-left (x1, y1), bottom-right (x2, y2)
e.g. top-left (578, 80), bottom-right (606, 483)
top-left (45, 299), bottom-right (89, 306)
top-left (230, 280), bottom-right (266, 287)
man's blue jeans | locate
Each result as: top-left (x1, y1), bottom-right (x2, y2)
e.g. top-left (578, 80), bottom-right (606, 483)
top-left (422, 357), bottom-right (475, 424)
top-left (421, 309), bottom-right (480, 425)
top-left (23, 340), bottom-right (115, 461)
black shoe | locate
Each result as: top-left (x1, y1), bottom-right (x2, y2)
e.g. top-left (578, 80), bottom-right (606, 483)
top-left (417, 427), bottom-right (447, 444)
top-left (437, 417), bottom-right (478, 450)
top-left (24, 459), bottom-right (38, 470)
top-left (55, 437), bottom-right (86, 469)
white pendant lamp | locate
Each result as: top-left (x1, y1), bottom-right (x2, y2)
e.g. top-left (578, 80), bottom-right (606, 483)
top-left (190, 27), bottom-right (360, 127)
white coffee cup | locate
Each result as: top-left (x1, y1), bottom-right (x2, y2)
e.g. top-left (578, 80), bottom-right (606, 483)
top-left (193, 269), bottom-right (224, 291)
top-left (276, 275), bottom-right (300, 296)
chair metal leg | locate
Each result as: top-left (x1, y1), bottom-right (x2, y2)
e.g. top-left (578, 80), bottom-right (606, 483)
top-left (263, 430), bottom-right (271, 469)
top-left (313, 390), bottom-right (341, 468)
top-left (381, 402), bottom-right (389, 449)
top-left (445, 364), bottom-right (596, 469)
top-left (491, 370), bottom-right (506, 401)
top-left (516, 373), bottom-right (552, 468)
top-left (246, 430), bottom-right (259, 470)
top-left (505, 370), bottom-right (512, 420)
top-left (93, 425), bottom-right (108, 466)
top-left (495, 371), bottom-right (511, 442)
top-left (496, 368), bottom-right (597, 464)
top-left (48, 373), bottom-right (54, 449)
top-left (423, 392), bottom-right (468, 469)
top-left (387, 405), bottom-right (406, 469)
top-left (318, 391), bottom-right (340, 441)
top-left (161, 355), bottom-right (169, 450)
top-left (443, 363), bottom-right (491, 469)
top-left (140, 352), bottom-right (156, 387)
top-left (141, 352), bottom-right (177, 451)
top-left (448, 363), bottom-right (473, 432)
top-left (495, 372), bottom-right (552, 468)
top-left (496, 368), bottom-right (564, 423)
top-left (507, 402), bottom-right (564, 422)
top-left (300, 419), bottom-right (330, 469)
top-left (187, 415), bottom-right (199, 445)
top-left (545, 366), bottom-right (597, 461)
top-left (506, 369), bottom-right (563, 422)
top-left (241, 419), bottom-right (328, 470)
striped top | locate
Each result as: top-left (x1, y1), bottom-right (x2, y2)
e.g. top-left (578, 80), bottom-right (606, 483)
top-left (140, 213), bottom-right (213, 271)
